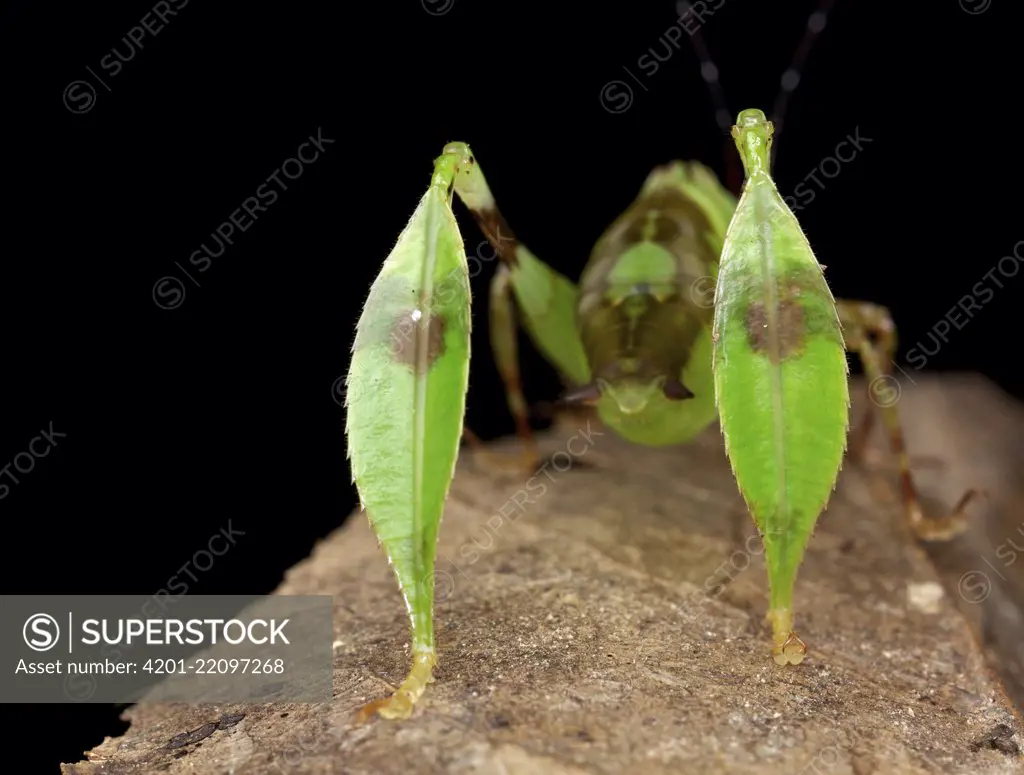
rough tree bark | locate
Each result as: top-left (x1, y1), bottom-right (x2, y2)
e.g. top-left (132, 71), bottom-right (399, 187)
top-left (63, 376), bottom-right (1024, 775)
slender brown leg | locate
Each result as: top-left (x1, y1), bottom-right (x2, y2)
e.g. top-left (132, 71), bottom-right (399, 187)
top-left (487, 264), bottom-right (541, 470)
top-left (836, 299), bottom-right (983, 541)
top-left (841, 301), bottom-right (893, 462)
top-left (456, 265), bottom-right (540, 473)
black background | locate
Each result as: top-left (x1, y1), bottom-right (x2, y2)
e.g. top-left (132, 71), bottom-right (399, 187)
top-left (3, 0), bottom-right (1020, 771)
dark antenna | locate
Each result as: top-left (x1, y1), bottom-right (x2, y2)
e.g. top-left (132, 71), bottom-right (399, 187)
top-left (676, 1), bottom-right (739, 191)
top-left (768, 0), bottom-right (836, 167)
top-left (676, 0), bottom-right (836, 188)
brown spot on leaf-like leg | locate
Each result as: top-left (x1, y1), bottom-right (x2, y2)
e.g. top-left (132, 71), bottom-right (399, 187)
top-left (745, 300), bottom-right (806, 362)
top-left (389, 310), bottom-right (447, 372)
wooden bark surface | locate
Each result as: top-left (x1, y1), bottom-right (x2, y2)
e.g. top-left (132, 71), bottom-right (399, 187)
top-left (63, 376), bottom-right (1024, 775)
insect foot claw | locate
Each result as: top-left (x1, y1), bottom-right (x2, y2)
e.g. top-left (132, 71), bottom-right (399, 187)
top-left (911, 488), bottom-right (986, 543)
top-left (767, 609), bottom-right (807, 665)
top-left (354, 652), bottom-right (436, 724)
top-left (772, 632), bottom-right (807, 666)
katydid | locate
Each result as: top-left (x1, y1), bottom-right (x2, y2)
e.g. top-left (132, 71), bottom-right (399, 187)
top-left (345, 3), bottom-right (980, 719)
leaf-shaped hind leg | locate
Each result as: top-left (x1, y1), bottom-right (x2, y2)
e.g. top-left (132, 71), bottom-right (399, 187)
top-left (836, 299), bottom-right (984, 541)
top-left (714, 110), bottom-right (849, 666)
top-left (347, 145), bottom-right (473, 721)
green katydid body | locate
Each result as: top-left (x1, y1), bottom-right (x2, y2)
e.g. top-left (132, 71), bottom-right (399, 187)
top-left (576, 166), bottom-right (723, 447)
top-left (458, 153), bottom-right (741, 448)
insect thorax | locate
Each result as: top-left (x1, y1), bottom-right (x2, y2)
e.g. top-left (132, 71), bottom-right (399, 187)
top-left (575, 185), bottom-right (718, 402)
